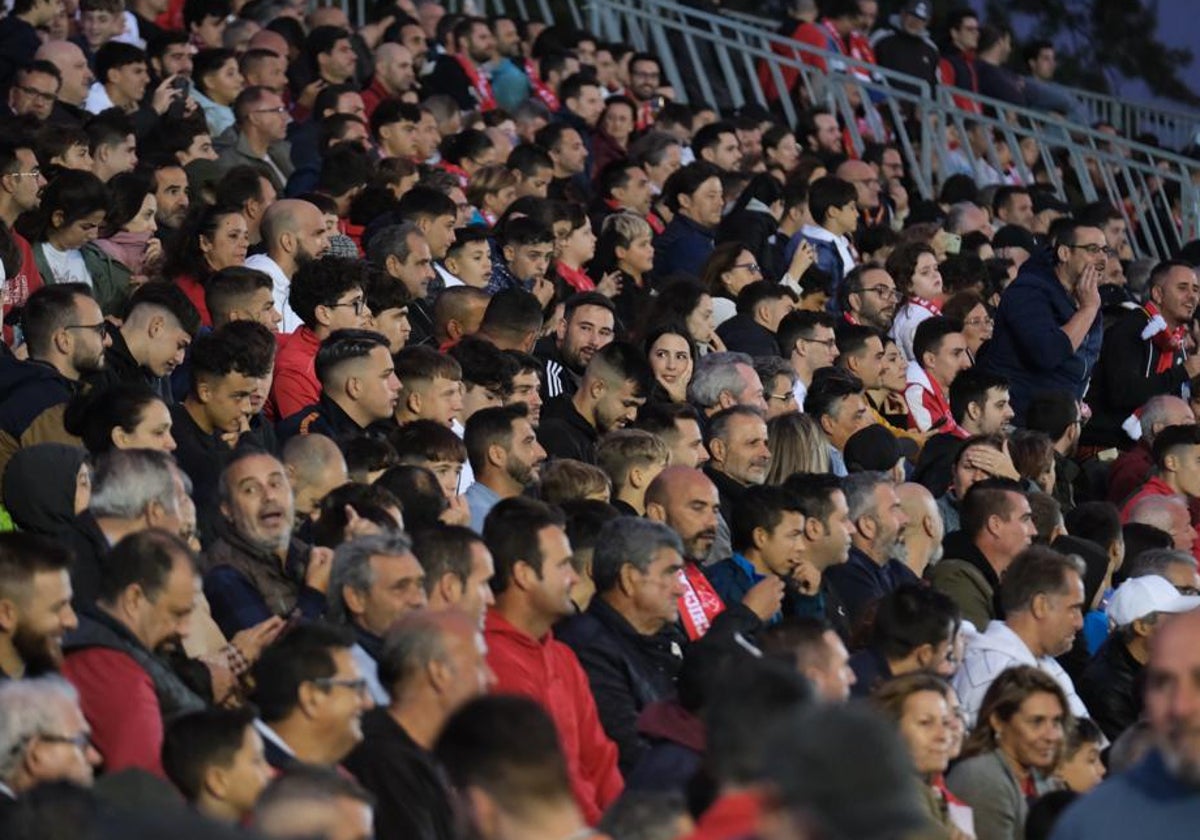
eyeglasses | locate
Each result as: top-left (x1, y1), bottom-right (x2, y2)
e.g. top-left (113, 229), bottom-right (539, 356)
top-left (1068, 244), bottom-right (1117, 258)
top-left (313, 676), bottom-right (370, 696)
top-left (767, 392), bottom-right (795, 403)
top-left (6, 167), bottom-right (41, 179)
top-left (252, 106), bottom-right (289, 115)
top-left (37, 732), bottom-right (93, 751)
top-left (963, 316), bottom-right (995, 327)
top-left (15, 85), bottom-right (57, 104)
top-left (854, 285), bottom-right (900, 301)
top-left (328, 298), bottom-right (368, 316)
top-left (64, 322), bottom-right (107, 337)
top-left (732, 262), bottom-right (762, 274)
top-left (798, 337), bottom-right (838, 351)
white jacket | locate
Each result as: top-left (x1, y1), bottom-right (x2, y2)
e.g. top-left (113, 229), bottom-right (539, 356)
top-left (954, 620), bottom-right (1090, 727)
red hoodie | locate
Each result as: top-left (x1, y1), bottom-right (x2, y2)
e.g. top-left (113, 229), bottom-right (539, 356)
top-left (484, 609), bottom-right (623, 824)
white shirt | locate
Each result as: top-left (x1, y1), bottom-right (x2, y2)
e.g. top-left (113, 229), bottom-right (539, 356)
top-left (40, 243), bottom-right (91, 287)
top-left (244, 253), bottom-right (303, 333)
top-left (84, 82), bottom-right (114, 115)
top-left (435, 261), bottom-right (462, 288)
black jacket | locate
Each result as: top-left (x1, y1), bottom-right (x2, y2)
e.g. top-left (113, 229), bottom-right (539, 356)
top-left (716, 314), bottom-right (780, 358)
top-left (872, 27), bottom-right (940, 94)
top-left (913, 431), bottom-right (963, 498)
top-left (88, 326), bottom-right (174, 403)
top-left (557, 598), bottom-right (684, 777)
top-left (62, 510), bottom-right (111, 610)
top-left (0, 356), bottom-right (80, 485)
top-left (537, 395), bottom-right (599, 464)
top-left (1077, 636), bottom-right (1144, 742)
top-left (1084, 307), bottom-right (1191, 448)
top-left (533, 335), bottom-right (581, 401)
top-left (343, 708), bottom-right (456, 840)
top-left (275, 393), bottom-right (395, 450)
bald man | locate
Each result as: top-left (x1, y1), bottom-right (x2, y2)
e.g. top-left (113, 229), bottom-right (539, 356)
top-left (1052, 609), bottom-right (1200, 838)
top-left (344, 610), bottom-right (493, 840)
top-left (364, 43), bottom-right (418, 117)
top-left (836, 159), bottom-right (882, 221)
top-left (282, 433), bottom-right (349, 528)
top-left (247, 29), bottom-right (289, 59)
top-left (895, 482), bottom-right (944, 579)
top-left (36, 40), bottom-right (94, 120)
top-left (433, 287), bottom-right (489, 348)
top-left (645, 466), bottom-right (782, 640)
top-left (244, 200), bottom-right (333, 333)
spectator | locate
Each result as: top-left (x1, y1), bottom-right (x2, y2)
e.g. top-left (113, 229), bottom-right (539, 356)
top-left (688, 350), bottom-right (769, 419)
top-left (703, 405), bottom-right (773, 561)
top-left (464, 403), bottom-right (546, 531)
top-left (841, 263), bottom-right (901, 333)
top-left (161, 706), bottom-right (271, 824)
top-left (973, 24), bottom-right (1026, 108)
top-left (977, 223), bottom-right (1104, 425)
top-left (804, 367), bottom-right (872, 476)
top-left (244, 199), bottom-right (332, 334)
top-left (850, 583), bottom-right (961, 697)
top-left (1021, 40), bottom-right (1085, 121)
top-left (0, 532), bottom-right (78, 680)
top-left (410, 525), bottom-right (496, 622)
top-left (249, 621), bottom-right (372, 770)
top-left (931, 476), bottom-right (1034, 631)
top-left (886, 241), bottom-right (944, 363)
top-left (62, 530), bottom-right (205, 776)
top-left (904, 316), bottom-right (971, 434)
top-left (1087, 261), bottom-right (1200, 448)
top-left (824, 471), bottom-right (914, 625)
top-left (344, 610), bottom-right (492, 840)
top-left (782, 472), bottom-right (855, 638)
top-left (786, 176), bottom-right (859, 305)
top-left (940, 7), bottom-right (980, 96)
top-left (954, 545), bottom-right (1091, 725)
top-left (1052, 608), bottom-right (1200, 837)
top-left (652, 162), bottom-right (722, 279)
top-left (1077, 574), bottom-right (1200, 742)
top-left (281, 433), bottom-right (348, 528)
top-left (895, 482), bottom-right (945, 579)
top-left (631, 402), bottom-right (710, 469)
top-left (777, 310), bottom-right (838, 409)
top-left (329, 533), bottom-right (427, 705)
top-left (203, 450), bottom-right (332, 637)
top-left (534, 291), bottom-right (616, 401)
top-left (481, 497), bottom-right (623, 823)
top-left (1120, 425), bottom-right (1200, 563)
top-left (915, 368), bottom-right (1013, 497)
top-left (870, 0), bottom-right (939, 95)
top-left (0, 676), bottom-right (100, 796)
top-left (716, 282), bottom-right (795, 358)
top-left (947, 666), bottom-right (1068, 840)
top-left (1127, 494), bottom-right (1197, 556)
top-left (251, 766), bottom-right (374, 839)
top-left (595, 428), bottom-right (670, 516)
top-left (1024, 390), bottom-right (1083, 511)
top-left (1106, 395), bottom-right (1194, 507)
top-left (557, 518), bottom-right (685, 776)
top-left (218, 86), bottom-right (294, 192)
top-left (425, 17), bottom-right (497, 112)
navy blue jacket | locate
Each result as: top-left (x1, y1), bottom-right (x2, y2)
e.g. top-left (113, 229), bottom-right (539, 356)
top-left (976, 249), bottom-right (1103, 423)
top-left (653, 214), bottom-right (714, 280)
top-left (824, 546), bottom-right (919, 628)
top-left (1052, 750), bottom-right (1200, 839)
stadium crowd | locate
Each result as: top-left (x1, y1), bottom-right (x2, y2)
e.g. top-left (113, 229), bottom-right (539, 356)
top-left (0, 0), bottom-right (1198, 838)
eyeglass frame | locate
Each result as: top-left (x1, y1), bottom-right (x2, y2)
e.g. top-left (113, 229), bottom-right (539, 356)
top-left (13, 85), bottom-right (57, 104)
top-left (731, 262), bottom-right (762, 273)
top-left (1067, 243), bottom-right (1117, 258)
top-left (796, 336), bottom-right (838, 351)
top-left (312, 676), bottom-right (370, 696)
top-left (63, 322), bottom-right (108, 338)
top-left (326, 297), bottom-right (369, 316)
top-left (851, 284), bottom-right (901, 301)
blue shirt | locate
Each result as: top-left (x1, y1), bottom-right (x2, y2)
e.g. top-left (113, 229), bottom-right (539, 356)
top-left (1051, 750), bottom-right (1200, 839)
top-left (465, 481), bottom-right (501, 534)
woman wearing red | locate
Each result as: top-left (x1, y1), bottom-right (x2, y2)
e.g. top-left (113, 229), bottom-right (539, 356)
top-left (163, 204), bottom-right (250, 327)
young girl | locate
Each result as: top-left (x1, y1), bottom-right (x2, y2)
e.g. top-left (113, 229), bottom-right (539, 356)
top-left (26, 170), bottom-right (108, 293)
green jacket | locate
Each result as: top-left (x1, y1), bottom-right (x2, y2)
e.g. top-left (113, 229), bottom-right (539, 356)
top-left (32, 241), bottom-right (132, 317)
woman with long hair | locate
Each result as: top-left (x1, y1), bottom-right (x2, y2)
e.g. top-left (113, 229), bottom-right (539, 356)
top-left (591, 95), bottom-right (637, 175)
top-left (700, 240), bottom-right (764, 328)
top-left (24, 170), bottom-right (108, 294)
top-left (591, 211), bottom-right (654, 336)
top-left (887, 241), bottom-right (945, 362)
top-left (88, 171), bottom-right (162, 315)
top-left (63, 382), bottom-right (177, 456)
top-left (163, 203), bottom-right (250, 327)
top-left (947, 666), bottom-right (1071, 840)
top-left (867, 336), bottom-right (915, 430)
top-left (765, 412), bottom-right (831, 483)
top-left (942, 289), bottom-right (994, 364)
top-left (641, 277), bottom-right (725, 354)
top-left (873, 673), bottom-right (974, 840)
top-left (643, 322), bottom-right (696, 404)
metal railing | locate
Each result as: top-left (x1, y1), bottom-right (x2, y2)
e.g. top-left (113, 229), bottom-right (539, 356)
top-left (589, 0), bottom-right (1200, 258)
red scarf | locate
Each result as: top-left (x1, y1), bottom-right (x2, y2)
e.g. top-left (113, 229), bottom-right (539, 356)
top-left (677, 562), bottom-right (726, 641)
top-left (524, 58), bottom-right (559, 111)
top-left (556, 262), bottom-right (595, 292)
top-left (454, 54), bottom-right (496, 111)
top-left (1142, 301), bottom-right (1187, 374)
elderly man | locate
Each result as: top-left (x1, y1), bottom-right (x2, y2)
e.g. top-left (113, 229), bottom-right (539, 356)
top-left (703, 405), bottom-right (772, 562)
top-left (1052, 608), bottom-right (1200, 838)
top-left (0, 676), bottom-right (100, 798)
top-left (687, 351), bottom-right (769, 419)
top-left (954, 545), bottom-right (1091, 725)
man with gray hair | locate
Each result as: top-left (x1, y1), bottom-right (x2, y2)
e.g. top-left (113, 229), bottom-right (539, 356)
top-left (704, 405), bottom-right (772, 562)
top-left (63, 448), bottom-right (188, 608)
top-left (557, 517), bottom-right (687, 776)
top-left (0, 676), bottom-right (100, 798)
top-left (343, 610), bottom-right (492, 840)
top-left (1125, 547), bottom-right (1200, 592)
top-left (244, 199), bottom-right (332, 333)
top-left (329, 532), bottom-right (428, 704)
top-left (1108, 394), bottom-right (1196, 507)
top-left (368, 222), bottom-right (438, 347)
top-left (824, 471), bottom-right (912, 626)
top-left (954, 545), bottom-right (1091, 725)
top-left (945, 200), bottom-right (993, 239)
top-left (1127, 494), bottom-right (1197, 555)
top-left (687, 351), bottom-right (769, 418)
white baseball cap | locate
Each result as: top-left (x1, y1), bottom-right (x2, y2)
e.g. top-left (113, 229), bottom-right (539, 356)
top-left (1108, 575), bottom-right (1200, 628)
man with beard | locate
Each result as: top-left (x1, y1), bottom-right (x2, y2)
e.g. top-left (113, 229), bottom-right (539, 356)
top-left (823, 471), bottom-right (913, 627)
top-left (149, 160), bottom-right (190, 241)
top-left (538, 343), bottom-right (651, 465)
top-left (1054, 607), bottom-right (1200, 837)
top-left (464, 403), bottom-right (546, 532)
top-left (0, 533), bottom-right (78, 680)
top-left (245, 200), bottom-right (332, 334)
top-left (0, 140), bottom-right (47, 338)
top-left (203, 450), bottom-right (335, 638)
top-left (0, 285), bottom-right (109, 485)
top-left (62, 529), bottom-right (206, 776)
top-left (362, 42), bottom-right (418, 118)
top-left (482, 497), bottom-right (622, 824)
top-left (535, 292), bottom-right (616, 401)
top-left (248, 622), bottom-right (373, 771)
top-left (645, 466), bottom-right (782, 642)
top-left (426, 17), bottom-right (498, 112)
top-left (841, 264), bottom-right (899, 332)
top-left (0, 676), bottom-right (101, 798)
top-left (784, 473), bottom-right (856, 640)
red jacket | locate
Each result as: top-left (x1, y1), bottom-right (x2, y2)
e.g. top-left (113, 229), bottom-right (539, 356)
top-left (1108, 441), bottom-right (1153, 507)
top-left (1120, 475), bottom-right (1200, 566)
top-left (682, 790), bottom-right (766, 840)
top-left (62, 647), bottom-right (164, 776)
top-left (174, 275), bottom-right (213, 328)
top-left (269, 326), bottom-right (321, 422)
top-left (484, 609), bottom-right (623, 824)
top-left (904, 362), bottom-right (964, 436)
top-left (360, 77), bottom-right (394, 120)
